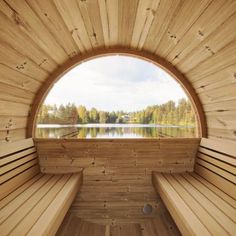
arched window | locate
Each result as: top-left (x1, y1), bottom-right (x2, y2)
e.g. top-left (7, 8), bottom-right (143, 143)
top-left (35, 55), bottom-right (200, 139)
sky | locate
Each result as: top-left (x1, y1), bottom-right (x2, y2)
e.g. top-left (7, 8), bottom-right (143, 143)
top-left (45, 56), bottom-right (188, 112)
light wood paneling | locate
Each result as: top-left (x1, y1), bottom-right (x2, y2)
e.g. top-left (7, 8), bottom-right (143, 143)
top-left (35, 138), bottom-right (200, 224)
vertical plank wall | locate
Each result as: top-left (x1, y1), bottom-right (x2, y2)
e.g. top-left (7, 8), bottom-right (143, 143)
top-left (35, 138), bottom-right (200, 224)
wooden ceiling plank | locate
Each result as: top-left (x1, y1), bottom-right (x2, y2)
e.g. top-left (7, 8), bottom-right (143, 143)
top-left (106, 0), bottom-right (119, 47)
top-left (118, 0), bottom-right (139, 47)
top-left (53, 0), bottom-right (90, 53)
top-left (26, 0), bottom-right (80, 58)
top-left (155, 0), bottom-right (212, 58)
top-left (137, 0), bottom-right (160, 50)
top-left (143, 0), bottom-right (181, 53)
top-left (98, 0), bottom-right (109, 47)
top-left (168, 0), bottom-right (235, 65)
top-left (4, 0), bottom-right (68, 64)
top-left (78, 0), bottom-right (105, 49)
top-left (0, 64), bottom-right (42, 93)
top-left (186, 41), bottom-right (236, 81)
top-left (178, 13), bottom-right (236, 73)
top-left (131, 0), bottom-right (153, 49)
top-left (0, 41), bottom-right (49, 81)
top-left (0, 9), bottom-right (57, 73)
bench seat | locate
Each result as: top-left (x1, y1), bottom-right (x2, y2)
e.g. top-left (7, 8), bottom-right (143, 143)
top-left (0, 138), bottom-right (82, 236)
top-left (153, 138), bottom-right (236, 236)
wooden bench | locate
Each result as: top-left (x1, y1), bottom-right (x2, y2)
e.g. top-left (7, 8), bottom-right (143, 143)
top-left (0, 138), bottom-right (82, 236)
top-left (153, 138), bottom-right (236, 236)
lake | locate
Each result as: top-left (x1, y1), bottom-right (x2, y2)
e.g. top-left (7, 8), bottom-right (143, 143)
top-left (36, 124), bottom-right (196, 138)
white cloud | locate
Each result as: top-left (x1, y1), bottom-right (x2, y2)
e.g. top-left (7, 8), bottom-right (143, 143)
top-left (45, 56), bottom-right (187, 111)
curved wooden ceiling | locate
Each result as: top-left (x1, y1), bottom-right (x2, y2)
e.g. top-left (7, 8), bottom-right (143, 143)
top-left (0, 0), bottom-right (235, 143)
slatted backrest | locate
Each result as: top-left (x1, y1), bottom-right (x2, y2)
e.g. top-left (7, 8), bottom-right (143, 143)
top-left (195, 138), bottom-right (236, 199)
top-left (0, 138), bottom-right (40, 200)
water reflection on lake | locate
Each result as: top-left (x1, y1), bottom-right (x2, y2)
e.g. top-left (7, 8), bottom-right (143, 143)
top-left (36, 124), bottom-right (196, 138)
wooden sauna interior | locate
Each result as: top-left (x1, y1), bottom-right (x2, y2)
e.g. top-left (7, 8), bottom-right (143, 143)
top-left (0, 0), bottom-right (235, 235)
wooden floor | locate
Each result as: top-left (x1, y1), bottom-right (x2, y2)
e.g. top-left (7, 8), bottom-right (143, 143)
top-left (56, 209), bottom-right (180, 236)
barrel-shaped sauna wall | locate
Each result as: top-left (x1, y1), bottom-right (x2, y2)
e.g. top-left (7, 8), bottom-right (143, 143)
top-left (0, 0), bottom-right (235, 235)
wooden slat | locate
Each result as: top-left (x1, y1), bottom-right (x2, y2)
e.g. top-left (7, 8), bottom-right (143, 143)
top-left (168, 0), bottom-right (236, 65)
top-left (197, 152), bottom-right (235, 175)
top-left (191, 172), bottom-right (236, 208)
top-left (182, 173), bottom-right (236, 223)
top-left (1, 152), bottom-right (38, 175)
top-left (156, 0), bottom-right (212, 58)
top-left (196, 158), bottom-right (235, 183)
top-left (152, 172), bottom-right (211, 236)
top-left (27, 173), bottom-right (82, 236)
top-left (26, 0), bottom-right (80, 58)
top-left (0, 138), bottom-right (34, 157)
top-left (143, 0), bottom-right (181, 53)
top-left (106, 0), bottom-right (119, 46)
top-left (198, 146), bottom-right (236, 166)
top-left (53, 0), bottom-right (91, 52)
top-left (0, 64), bottom-right (42, 92)
top-left (1, 175), bottom-right (61, 235)
top-left (2, 0), bottom-right (68, 64)
top-left (0, 116), bottom-right (27, 131)
top-left (0, 174), bottom-right (52, 224)
top-left (195, 164), bottom-right (236, 198)
top-left (0, 159), bottom-right (38, 184)
top-left (0, 147), bottom-right (36, 166)
top-left (0, 128), bottom-right (27, 143)
top-left (0, 165), bottom-right (40, 200)
top-left (0, 173), bottom-right (43, 209)
top-left (10, 175), bottom-right (72, 235)
top-left (167, 174), bottom-right (228, 235)
top-left (118, 0), bottom-right (139, 47)
top-left (186, 40), bottom-right (236, 81)
top-left (0, 6), bottom-right (57, 73)
top-left (0, 100), bottom-right (30, 117)
top-left (178, 12), bottom-right (236, 72)
top-left (174, 174), bottom-right (235, 235)
top-left (200, 137), bottom-right (236, 157)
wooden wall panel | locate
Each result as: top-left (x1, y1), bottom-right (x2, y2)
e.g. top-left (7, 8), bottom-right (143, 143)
top-left (35, 138), bottom-right (200, 224)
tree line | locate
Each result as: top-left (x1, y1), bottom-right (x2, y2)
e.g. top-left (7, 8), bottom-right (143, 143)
top-left (37, 98), bottom-right (195, 126)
